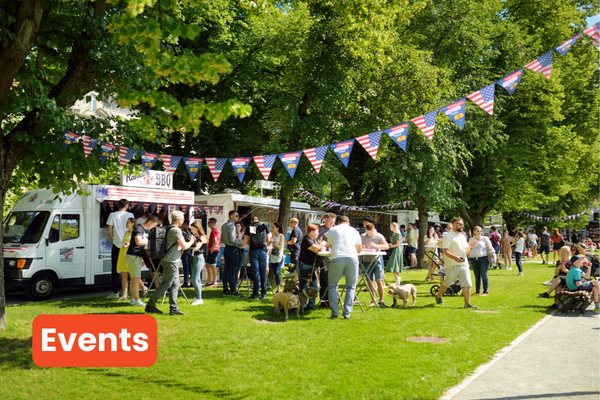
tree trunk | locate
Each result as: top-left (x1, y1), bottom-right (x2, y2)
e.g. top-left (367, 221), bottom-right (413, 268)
top-left (416, 196), bottom-right (429, 269)
top-left (277, 180), bottom-right (294, 230)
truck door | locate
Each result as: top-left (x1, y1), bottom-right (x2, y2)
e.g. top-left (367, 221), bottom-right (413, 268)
top-left (46, 213), bottom-right (86, 281)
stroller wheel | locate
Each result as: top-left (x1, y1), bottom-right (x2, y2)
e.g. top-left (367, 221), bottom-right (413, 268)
top-left (430, 285), bottom-right (440, 297)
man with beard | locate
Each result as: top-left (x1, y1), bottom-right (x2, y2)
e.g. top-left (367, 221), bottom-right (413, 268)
top-left (435, 217), bottom-right (478, 309)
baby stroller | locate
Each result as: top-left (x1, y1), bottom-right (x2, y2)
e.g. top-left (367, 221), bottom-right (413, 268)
top-left (429, 266), bottom-right (462, 297)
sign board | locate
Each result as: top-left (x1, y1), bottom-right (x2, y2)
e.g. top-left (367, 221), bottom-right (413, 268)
top-left (120, 170), bottom-right (173, 189)
top-left (255, 180), bottom-right (280, 190)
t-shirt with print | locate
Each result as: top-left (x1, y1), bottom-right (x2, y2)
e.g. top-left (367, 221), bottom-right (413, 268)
top-left (162, 226), bottom-right (185, 263)
top-left (127, 224), bottom-right (148, 257)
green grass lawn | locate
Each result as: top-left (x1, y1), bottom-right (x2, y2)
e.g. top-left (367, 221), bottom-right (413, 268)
top-left (0, 257), bottom-right (579, 399)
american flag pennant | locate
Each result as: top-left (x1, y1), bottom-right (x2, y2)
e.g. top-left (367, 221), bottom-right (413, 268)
top-left (183, 157), bottom-right (203, 182)
top-left (148, 203), bottom-right (156, 214)
top-left (303, 146), bottom-right (329, 173)
top-left (62, 129), bottom-right (80, 151)
top-left (206, 157), bottom-right (228, 182)
top-left (278, 152), bottom-right (302, 178)
top-left (384, 122), bottom-right (409, 152)
top-left (140, 151), bottom-right (159, 172)
top-left (525, 51), bottom-right (553, 80)
top-left (356, 131), bottom-right (383, 160)
top-left (583, 22), bottom-right (600, 45)
top-left (161, 154), bottom-right (182, 174)
top-left (410, 110), bottom-right (438, 140)
top-left (440, 98), bottom-right (466, 129)
top-left (330, 139), bottom-right (355, 167)
top-left (230, 157), bottom-right (252, 183)
top-left (555, 34), bottom-right (580, 55)
top-left (82, 135), bottom-right (99, 158)
top-left (496, 69), bottom-right (523, 95)
top-left (119, 146), bottom-right (138, 167)
top-left (467, 84), bottom-right (495, 116)
top-left (100, 142), bottom-right (118, 164)
top-left (253, 154), bottom-right (278, 180)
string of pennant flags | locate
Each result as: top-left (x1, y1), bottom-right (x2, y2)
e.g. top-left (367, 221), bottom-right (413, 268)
top-left (520, 207), bottom-right (600, 222)
top-left (102, 200), bottom-right (224, 216)
top-left (298, 189), bottom-right (411, 211)
top-left (63, 24), bottom-right (600, 184)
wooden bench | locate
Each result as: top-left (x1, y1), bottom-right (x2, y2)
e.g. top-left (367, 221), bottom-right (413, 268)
top-left (555, 289), bottom-right (593, 314)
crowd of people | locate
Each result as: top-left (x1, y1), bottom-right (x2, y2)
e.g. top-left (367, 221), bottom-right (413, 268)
top-left (105, 199), bottom-right (600, 317)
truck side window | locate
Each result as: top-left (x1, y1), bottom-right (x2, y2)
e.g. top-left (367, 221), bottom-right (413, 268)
top-left (49, 216), bottom-right (60, 243)
top-left (60, 214), bottom-right (80, 241)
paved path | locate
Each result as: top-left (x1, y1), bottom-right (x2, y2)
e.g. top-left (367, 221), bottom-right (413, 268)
top-left (442, 303), bottom-right (600, 400)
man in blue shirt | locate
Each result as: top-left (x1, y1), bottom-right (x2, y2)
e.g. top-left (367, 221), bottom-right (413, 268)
top-left (566, 254), bottom-right (599, 312)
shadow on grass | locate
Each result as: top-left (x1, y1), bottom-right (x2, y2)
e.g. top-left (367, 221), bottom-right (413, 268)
top-left (0, 337), bottom-right (35, 370)
top-left (86, 369), bottom-right (249, 399)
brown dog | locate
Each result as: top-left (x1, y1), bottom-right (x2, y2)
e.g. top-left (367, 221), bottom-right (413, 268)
top-left (388, 283), bottom-right (417, 309)
top-left (283, 279), bottom-right (299, 295)
top-left (298, 287), bottom-right (319, 315)
top-left (273, 292), bottom-right (300, 320)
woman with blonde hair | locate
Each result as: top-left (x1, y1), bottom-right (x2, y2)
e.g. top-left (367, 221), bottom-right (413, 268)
top-left (424, 226), bottom-right (439, 282)
top-left (387, 222), bottom-right (404, 284)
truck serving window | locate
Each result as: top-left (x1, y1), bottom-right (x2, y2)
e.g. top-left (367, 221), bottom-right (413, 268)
top-left (4, 211), bottom-right (50, 244)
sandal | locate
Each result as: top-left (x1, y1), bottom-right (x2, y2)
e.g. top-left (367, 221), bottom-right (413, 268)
top-left (118, 295), bottom-right (128, 300)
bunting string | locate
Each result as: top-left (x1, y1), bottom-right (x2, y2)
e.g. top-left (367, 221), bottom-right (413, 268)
top-left (61, 24), bottom-right (600, 184)
top-left (519, 207), bottom-right (600, 222)
top-left (298, 189), bottom-right (411, 211)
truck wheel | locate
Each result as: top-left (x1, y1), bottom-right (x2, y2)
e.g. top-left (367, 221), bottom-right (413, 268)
top-left (26, 272), bottom-right (57, 301)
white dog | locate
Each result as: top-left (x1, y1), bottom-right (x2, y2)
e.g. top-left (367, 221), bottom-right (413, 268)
top-left (388, 281), bottom-right (417, 309)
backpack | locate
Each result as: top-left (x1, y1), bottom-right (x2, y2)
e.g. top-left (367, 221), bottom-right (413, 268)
top-left (148, 225), bottom-right (176, 258)
top-left (249, 222), bottom-right (268, 249)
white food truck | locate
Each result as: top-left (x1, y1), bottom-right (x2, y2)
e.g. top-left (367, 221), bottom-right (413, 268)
top-left (3, 174), bottom-right (195, 300)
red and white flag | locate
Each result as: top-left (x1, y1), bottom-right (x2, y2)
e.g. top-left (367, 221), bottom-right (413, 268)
top-left (356, 131), bottom-right (382, 160)
top-left (303, 145), bottom-right (328, 173)
top-left (253, 155), bottom-right (277, 180)
top-left (524, 51), bottom-right (553, 80)
top-left (583, 22), bottom-right (600, 45)
top-left (467, 83), bottom-right (495, 116)
top-left (82, 135), bottom-right (99, 159)
top-left (205, 157), bottom-right (228, 182)
top-left (410, 110), bottom-right (438, 140)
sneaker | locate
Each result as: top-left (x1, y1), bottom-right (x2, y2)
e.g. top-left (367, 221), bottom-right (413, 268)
top-left (343, 315), bottom-right (352, 319)
top-left (261, 295), bottom-right (268, 300)
top-left (594, 308), bottom-right (600, 313)
top-left (223, 293), bottom-right (231, 297)
top-left (379, 302), bottom-right (389, 308)
top-left (232, 291), bottom-right (243, 298)
top-left (539, 292), bottom-right (550, 298)
top-left (130, 299), bottom-right (136, 306)
top-left (329, 315), bottom-right (338, 319)
top-left (550, 303), bottom-right (558, 309)
top-left (464, 303), bottom-right (479, 309)
top-left (507, 267), bottom-right (512, 270)
top-left (517, 272), bottom-right (523, 276)
top-left (170, 309), bottom-right (187, 316)
top-left (249, 295), bottom-right (259, 300)
top-left (542, 280), bottom-right (553, 286)
top-left (134, 300), bottom-right (146, 307)
top-left (208, 283), bottom-right (218, 287)
top-left (106, 292), bottom-right (119, 299)
top-left (191, 298), bottom-right (204, 306)
top-left (145, 306), bottom-right (163, 314)
top-left (481, 293), bottom-right (488, 297)
top-left (435, 297), bottom-right (444, 305)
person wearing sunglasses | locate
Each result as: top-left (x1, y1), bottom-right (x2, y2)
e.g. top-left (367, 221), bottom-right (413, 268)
top-left (467, 226), bottom-right (496, 296)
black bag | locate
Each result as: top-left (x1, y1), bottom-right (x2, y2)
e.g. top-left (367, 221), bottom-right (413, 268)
top-left (249, 222), bottom-right (268, 249)
top-left (148, 225), bottom-right (175, 258)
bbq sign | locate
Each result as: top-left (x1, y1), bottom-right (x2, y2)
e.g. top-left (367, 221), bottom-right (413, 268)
top-left (32, 315), bottom-right (157, 367)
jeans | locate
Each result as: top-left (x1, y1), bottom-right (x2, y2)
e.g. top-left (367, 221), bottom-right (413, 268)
top-left (191, 254), bottom-right (205, 299)
top-left (182, 251), bottom-right (191, 285)
top-left (249, 249), bottom-right (267, 297)
top-left (270, 259), bottom-right (283, 286)
top-left (515, 251), bottom-right (523, 272)
top-left (469, 256), bottom-right (489, 294)
top-left (328, 257), bottom-right (359, 317)
top-left (298, 261), bottom-right (318, 309)
top-left (147, 261), bottom-right (180, 311)
top-left (223, 246), bottom-right (240, 294)
top-left (111, 244), bottom-right (121, 294)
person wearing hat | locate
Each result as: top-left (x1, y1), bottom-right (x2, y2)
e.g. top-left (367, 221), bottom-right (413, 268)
top-left (362, 215), bottom-right (375, 229)
top-left (565, 254), bottom-right (600, 312)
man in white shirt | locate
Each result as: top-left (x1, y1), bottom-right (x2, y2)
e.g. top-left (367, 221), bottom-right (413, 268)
top-left (435, 217), bottom-right (478, 309)
top-left (327, 216), bottom-right (362, 319)
top-left (106, 199), bottom-right (134, 299)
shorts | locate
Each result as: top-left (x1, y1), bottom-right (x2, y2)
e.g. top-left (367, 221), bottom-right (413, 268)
top-left (406, 246), bottom-right (417, 254)
top-left (540, 244), bottom-right (550, 254)
top-left (125, 254), bottom-right (143, 278)
top-left (553, 243), bottom-right (562, 251)
top-left (529, 241), bottom-right (537, 246)
top-left (573, 280), bottom-right (594, 292)
top-left (206, 250), bottom-right (219, 265)
top-left (443, 264), bottom-right (472, 288)
top-left (363, 257), bottom-right (384, 281)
